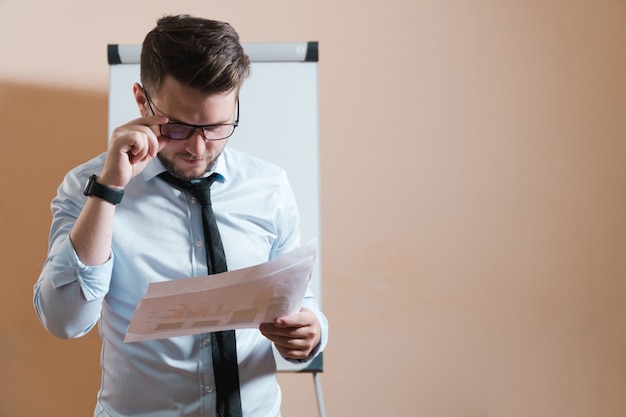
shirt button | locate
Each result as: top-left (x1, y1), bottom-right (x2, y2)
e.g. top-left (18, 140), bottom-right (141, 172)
top-left (190, 196), bottom-right (198, 204)
top-left (195, 240), bottom-right (203, 248)
top-left (202, 385), bottom-right (214, 394)
top-left (202, 338), bottom-right (211, 347)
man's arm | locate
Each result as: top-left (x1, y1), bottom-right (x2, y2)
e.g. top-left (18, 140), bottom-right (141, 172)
top-left (33, 166), bottom-right (115, 338)
top-left (34, 113), bottom-right (167, 338)
top-left (258, 170), bottom-right (328, 361)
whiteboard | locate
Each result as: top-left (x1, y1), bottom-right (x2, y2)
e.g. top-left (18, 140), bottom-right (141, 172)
top-left (108, 43), bottom-right (322, 372)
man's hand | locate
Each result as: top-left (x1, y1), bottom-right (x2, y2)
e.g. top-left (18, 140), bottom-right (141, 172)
top-left (99, 115), bottom-right (168, 189)
top-left (259, 308), bottom-right (321, 360)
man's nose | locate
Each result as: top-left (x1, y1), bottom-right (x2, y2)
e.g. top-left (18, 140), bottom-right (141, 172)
top-left (185, 129), bottom-right (207, 155)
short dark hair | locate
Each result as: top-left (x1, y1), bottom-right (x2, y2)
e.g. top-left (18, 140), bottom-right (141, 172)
top-left (141, 15), bottom-right (250, 95)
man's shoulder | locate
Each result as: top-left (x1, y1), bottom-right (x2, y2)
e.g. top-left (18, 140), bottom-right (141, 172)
top-left (222, 147), bottom-right (286, 176)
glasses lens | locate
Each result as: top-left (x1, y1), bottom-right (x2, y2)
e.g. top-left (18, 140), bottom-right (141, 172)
top-left (159, 123), bottom-right (237, 140)
top-left (202, 124), bottom-right (235, 140)
top-left (160, 123), bottom-right (194, 140)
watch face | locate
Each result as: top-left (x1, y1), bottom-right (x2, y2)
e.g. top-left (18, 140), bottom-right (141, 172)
top-left (84, 175), bottom-right (97, 195)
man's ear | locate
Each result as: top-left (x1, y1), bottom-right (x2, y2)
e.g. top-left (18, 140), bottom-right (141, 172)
top-left (132, 83), bottom-right (149, 116)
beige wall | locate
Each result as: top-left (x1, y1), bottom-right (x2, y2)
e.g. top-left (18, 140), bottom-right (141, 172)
top-left (1, 1), bottom-right (625, 416)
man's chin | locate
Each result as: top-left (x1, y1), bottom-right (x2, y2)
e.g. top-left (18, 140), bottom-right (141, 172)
top-left (158, 153), bottom-right (216, 180)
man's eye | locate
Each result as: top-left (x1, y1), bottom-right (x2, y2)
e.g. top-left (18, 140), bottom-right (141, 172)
top-left (169, 124), bottom-right (191, 131)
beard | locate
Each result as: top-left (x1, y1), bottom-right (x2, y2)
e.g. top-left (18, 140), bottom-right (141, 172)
top-left (157, 151), bottom-right (219, 180)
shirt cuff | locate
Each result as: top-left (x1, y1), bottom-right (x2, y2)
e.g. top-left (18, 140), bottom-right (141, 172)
top-left (49, 238), bottom-right (114, 302)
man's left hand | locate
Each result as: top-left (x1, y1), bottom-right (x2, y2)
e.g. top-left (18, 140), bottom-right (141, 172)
top-left (259, 308), bottom-right (321, 360)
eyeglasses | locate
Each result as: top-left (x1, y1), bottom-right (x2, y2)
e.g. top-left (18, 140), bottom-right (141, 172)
top-left (144, 89), bottom-right (239, 141)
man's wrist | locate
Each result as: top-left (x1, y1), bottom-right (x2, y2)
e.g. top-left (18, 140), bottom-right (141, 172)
top-left (83, 175), bottom-right (124, 205)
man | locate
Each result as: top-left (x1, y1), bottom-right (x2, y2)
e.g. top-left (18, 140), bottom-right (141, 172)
top-left (34, 15), bottom-right (327, 417)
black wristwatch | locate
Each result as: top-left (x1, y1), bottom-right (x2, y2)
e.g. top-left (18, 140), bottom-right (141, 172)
top-left (83, 175), bottom-right (124, 205)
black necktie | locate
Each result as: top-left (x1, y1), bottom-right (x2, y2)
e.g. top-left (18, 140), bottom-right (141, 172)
top-left (159, 171), bottom-right (243, 417)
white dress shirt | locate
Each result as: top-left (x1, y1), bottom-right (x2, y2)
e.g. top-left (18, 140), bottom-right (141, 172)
top-left (34, 146), bottom-right (327, 417)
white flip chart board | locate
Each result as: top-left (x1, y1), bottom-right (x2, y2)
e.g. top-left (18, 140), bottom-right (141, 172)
top-left (107, 42), bottom-right (322, 372)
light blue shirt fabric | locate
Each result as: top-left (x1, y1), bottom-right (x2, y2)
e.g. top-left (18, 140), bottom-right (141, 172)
top-left (34, 147), bottom-right (327, 417)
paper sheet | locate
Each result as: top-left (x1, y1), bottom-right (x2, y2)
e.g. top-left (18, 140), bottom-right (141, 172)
top-left (124, 240), bottom-right (317, 343)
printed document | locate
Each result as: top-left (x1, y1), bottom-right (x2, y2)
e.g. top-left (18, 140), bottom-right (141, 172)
top-left (125, 240), bottom-right (317, 342)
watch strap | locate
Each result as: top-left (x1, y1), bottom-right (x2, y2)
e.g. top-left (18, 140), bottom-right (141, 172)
top-left (84, 175), bottom-right (124, 205)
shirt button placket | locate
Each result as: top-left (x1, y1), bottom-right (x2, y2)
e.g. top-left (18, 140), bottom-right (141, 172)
top-left (198, 335), bottom-right (216, 413)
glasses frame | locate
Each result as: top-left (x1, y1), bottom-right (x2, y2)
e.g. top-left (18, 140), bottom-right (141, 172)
top-left (143, 88), bottom-right (239, 141)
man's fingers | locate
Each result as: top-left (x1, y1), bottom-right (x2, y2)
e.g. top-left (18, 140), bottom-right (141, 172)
top-left (274, 310), bottom-right (313, 328)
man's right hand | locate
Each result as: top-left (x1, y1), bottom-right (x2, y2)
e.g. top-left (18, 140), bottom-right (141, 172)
top-left (98, 115), bottom-right (169, 189)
